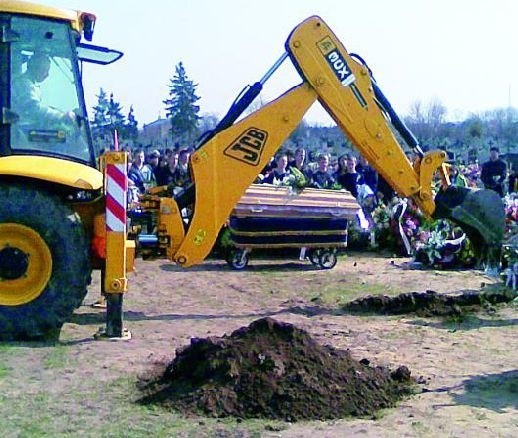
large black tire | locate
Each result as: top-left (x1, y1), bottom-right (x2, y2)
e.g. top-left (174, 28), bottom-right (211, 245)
top-left (0, 183), bottom-right (90, 340)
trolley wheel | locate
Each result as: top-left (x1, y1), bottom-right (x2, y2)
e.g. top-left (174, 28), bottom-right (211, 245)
top-left (227, 249), bottom-right (249, 270)
top-left (318, 250), bottom-right (337, 270)
top-left (307, 249), bottom-right (321, 266)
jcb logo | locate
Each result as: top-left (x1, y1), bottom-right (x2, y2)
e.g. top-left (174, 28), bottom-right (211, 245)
top-left (224, 128), bottom-right (268, 166)
top-left (317, 36), bottom-right (355, 87)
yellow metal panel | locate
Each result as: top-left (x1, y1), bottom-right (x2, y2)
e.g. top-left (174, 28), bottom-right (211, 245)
top-left (416, 150), bottom-right (448, 216)
top-left (105, 231), bottom-right (127, 292)
top-left (125, 239), bottom-right (135, 274)
top-left (0, 156), bottom-right (103, 190)
top-left (1, 0), bottom-right (85, 32)
top-left (287, 17), bottom-right (421, 200)
top-left (174, 84), bottom-right (317, 267)
top-left (0, 223), bottom-right (52, 305)
top-left (158, 197), bottom-right (186, 260)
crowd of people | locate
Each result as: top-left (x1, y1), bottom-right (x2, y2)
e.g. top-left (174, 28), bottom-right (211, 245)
top-left (124, 147), bottom-right (192, 202)
top-left (124, 144), bottom-right (516, 210)
top-left (122, 144), bottom-right (517, 272)
top-left (256, 148), bottom-right (391, 210)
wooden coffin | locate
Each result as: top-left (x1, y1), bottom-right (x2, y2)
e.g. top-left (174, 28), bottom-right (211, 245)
top-left (229, 184), bottom-right (360, 248)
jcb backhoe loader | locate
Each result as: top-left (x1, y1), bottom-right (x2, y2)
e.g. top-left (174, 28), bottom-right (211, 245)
top-left (0, 1), bottom-right (505, 340)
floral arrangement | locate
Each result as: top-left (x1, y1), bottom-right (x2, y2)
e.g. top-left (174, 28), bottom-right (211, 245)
top-left (459, 163), bottom-right (481, 188)
top-left (503, 193), bottom-right (518, 243)
top-left (369, 201), bottom-right (398, 251)
top-left (286, 167), bottom-right (307, 191)
top-left (412, 220), bottom-right (476, 269)
top-left (369, 197), bottom-right (476, 269)
top-left (501, 193), bottom-right (518, 274)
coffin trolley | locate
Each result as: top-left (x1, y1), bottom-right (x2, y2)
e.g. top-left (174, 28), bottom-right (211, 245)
top-left (226, 184), bottom-right (360, 270)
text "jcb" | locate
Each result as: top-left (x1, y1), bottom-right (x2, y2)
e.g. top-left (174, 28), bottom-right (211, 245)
top-left (224, 128), bottom-right (268, 166)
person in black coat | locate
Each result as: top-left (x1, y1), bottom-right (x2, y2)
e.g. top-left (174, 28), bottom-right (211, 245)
top-left (334, 154), bottom-right (363, 198)
top-left (481, 146), bottom-right (507, 197)
top-left (309, 153), bottom-right (336, 189)
top-left (356, 155), bottom-right (378, 195)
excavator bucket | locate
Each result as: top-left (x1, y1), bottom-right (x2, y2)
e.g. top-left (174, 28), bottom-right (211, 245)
top-left (433, 186), bottom-right (505, 273)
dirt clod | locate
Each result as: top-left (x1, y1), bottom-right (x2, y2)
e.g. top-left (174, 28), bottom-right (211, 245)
top-left (342, 289), bottom-right (516, 317)
top-left (138, 317), bottom-right (415, 421)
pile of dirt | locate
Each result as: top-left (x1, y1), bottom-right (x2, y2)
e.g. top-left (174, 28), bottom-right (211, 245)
top-left (138, 317), bottom-right (415, 421)
top-left (343, 289), bottom-right (516, 317)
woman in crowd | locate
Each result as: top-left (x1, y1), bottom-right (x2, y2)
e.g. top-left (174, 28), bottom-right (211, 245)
top-left (334, 154), bottom-right (364, 198)
top-left (262, 153), bottom-right (292, 185)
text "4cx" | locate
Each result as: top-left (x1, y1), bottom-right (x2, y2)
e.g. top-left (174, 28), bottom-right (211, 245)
top-left (326, 50), bottom-right (355, 87)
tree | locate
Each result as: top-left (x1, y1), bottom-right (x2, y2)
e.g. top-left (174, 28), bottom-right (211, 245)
top-left (90, 88), bottom-right (126, 150)
top-left (107, 93), bottom-right (126, 137)
top-left (125, 105), bottom-right (139, 144)
top-left (405, 98), bottom-right (447, 148)
top-left (198, 113), bottom-right (219, 134)
top-left (163, 62), bottom-right (201, 147)
top-left (90, 87), bottom-right (110, 149)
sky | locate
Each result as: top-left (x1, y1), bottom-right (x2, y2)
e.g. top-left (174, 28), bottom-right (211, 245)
top-left (41, 0), bottom-right (518, 127)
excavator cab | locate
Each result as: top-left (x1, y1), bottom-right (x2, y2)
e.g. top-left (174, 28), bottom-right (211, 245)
top-left (0, 2), bottom-right (123, 340)
top-left (1, 7), bottom-right (121, 165)
top-left (7, 17), bottom-right (92, 162)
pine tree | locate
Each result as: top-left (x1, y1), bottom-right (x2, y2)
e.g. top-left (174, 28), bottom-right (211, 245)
top-left (90, 89), bottom-right (127, 150)
top-left (163, 62), bottom-right (201, 147)
top-left (90, 88), bottom-right (111, 151)
top-left (125, 105), bottom-right (139, 144)
top-left (107, 92), bottom-right (126, 138)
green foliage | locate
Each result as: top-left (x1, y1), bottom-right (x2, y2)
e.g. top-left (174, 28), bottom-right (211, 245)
top-left (218, 227), bottom-right (233, 249)
top-left (126, 105), bottom-right (139, 142)
top-left (467, 117), bottom-right (484, 139)
top-left (0, 362), bottom-right (11, 379)
top-left (502, 245), bottom-right (518, 269)
top-left (163, 62), bottom-right (201, 147)
top-left (287, 166), bottom-right (307, 190)
top-left (91, 87), bottom-right (110, 128)
top-left (90, 87), bottom-right (110, 151)
top-left (90, 88), bottom-right (138, 151)
top-left (42, 345), bottom-right (74, 369)
top-left (107, 92), bottom-right (126, 134)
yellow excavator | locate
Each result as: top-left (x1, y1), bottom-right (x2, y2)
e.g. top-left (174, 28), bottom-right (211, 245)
top-left (0, 1), bottom-right (505, 340)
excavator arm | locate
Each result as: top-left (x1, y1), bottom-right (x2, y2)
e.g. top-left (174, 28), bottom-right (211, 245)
top-left (173, 84), bottom-right (318, 266)
top-left (150, 16), bottom-right (503, 270)
top-left (286, 16), bottom-right (442, 217)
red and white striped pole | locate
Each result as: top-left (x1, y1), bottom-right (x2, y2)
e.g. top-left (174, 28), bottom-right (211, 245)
top-left (104, 128), bottom-right (128, 292)
top-left (105, 158), bottom-right (127, 234)
top-left (102, 144), bottom-right (131, 339)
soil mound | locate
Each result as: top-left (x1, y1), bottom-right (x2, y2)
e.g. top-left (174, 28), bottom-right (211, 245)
top-left (343, 289), bottom-right (516, 317)
top-left (138, 317), bottom-right (415, 421)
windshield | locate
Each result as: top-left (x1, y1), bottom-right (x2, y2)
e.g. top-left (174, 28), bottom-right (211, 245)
top-left (9, 16), bottom-right (93, 163)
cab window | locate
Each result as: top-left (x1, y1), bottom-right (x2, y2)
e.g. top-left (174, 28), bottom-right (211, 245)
top-left (10, 16), bottom-right (91, 162)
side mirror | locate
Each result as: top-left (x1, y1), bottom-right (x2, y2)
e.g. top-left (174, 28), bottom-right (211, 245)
top-left (77, 43), bottom-right (123, 65)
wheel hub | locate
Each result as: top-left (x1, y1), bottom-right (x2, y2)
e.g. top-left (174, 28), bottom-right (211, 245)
top-left (0, 246), bottom-right (29, 280)
top-left (0, 223), bottom-right (52, 306)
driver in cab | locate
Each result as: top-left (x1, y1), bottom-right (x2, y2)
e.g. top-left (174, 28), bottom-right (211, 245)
top-left (13, 52), bottom-right (77, 126)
